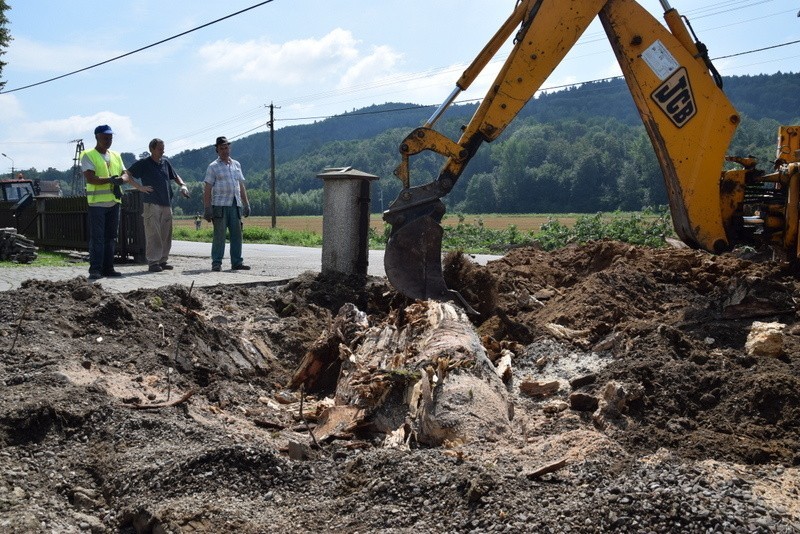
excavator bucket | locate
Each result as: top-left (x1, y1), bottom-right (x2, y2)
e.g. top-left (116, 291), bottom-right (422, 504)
top-left (384, 199), bottom-right (449, 301)
top-left (384, 198), bottom-right (479, 314)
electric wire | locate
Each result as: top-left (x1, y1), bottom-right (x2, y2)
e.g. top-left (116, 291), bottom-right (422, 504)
top-left (0, 0), bottom-right (795, 155)
top-left (0, 0), bottom-right (275, 95)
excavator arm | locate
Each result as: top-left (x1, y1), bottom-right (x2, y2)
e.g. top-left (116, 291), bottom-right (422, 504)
top-left (383, 0), bottom-right (761, 304)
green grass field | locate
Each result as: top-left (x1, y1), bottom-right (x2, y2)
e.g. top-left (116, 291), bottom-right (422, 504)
top-left (173, 210), bottom-right (672, 253)
top-left (173, 213), bottom-right (638, 234)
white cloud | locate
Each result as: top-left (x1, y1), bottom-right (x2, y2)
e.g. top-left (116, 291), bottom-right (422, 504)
top-left (336, 45), bottom-right (402, 88)
top-left (0, 94), bottom-right (25, 123)
top-left (6, 36), bottom-right (114, 73)
top-left (0, 112), bottom-right (136, 172)
top-left (18, 113), bottom-right (134, 143)
top-left (197, 29), bottom-right (375, 85)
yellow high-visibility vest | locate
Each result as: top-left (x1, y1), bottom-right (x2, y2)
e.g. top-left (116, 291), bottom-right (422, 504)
top-left (83, 149), bottom-right (123, 205)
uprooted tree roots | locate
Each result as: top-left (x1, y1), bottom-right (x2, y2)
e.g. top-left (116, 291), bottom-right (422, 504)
top-left (1, 242), bottom-right (799, 532)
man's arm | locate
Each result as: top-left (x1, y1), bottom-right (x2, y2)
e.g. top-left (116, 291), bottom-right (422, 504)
top-left (203, 183), bottom-right (213, 221)
top-left (126, 177), bottom-right (153, 194)
top-left (239, 182), bottom-right (249, 207)
top-left (83, 169), bottom-right (107, 186)
top-left (169, 162), bottom-right (190, 197)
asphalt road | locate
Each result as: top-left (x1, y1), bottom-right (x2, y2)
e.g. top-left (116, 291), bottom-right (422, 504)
top-left (0, 241), bottom-right (500, 293)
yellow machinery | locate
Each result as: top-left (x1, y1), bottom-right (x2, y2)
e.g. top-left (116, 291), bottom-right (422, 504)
top-left (383, 0), bottom-right (800, 304)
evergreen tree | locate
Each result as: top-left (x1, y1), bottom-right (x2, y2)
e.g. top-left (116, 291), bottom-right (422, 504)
top-left (0, 0), bottom-right (10, 91)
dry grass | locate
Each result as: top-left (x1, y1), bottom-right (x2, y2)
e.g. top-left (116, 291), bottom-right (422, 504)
top-left (175, 214), bottom-right (579, 234)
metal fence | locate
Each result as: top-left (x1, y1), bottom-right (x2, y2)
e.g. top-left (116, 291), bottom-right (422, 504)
top-left (0, 192), bottom-right (146, 263)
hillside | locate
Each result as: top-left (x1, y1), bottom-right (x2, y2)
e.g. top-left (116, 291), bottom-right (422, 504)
top-left (167, 72), bottom-right (799, 216)
top-left (26, 72), bottom-right (800, 216)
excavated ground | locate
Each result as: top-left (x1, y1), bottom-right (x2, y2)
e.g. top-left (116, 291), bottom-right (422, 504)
top-left (1, 240), bottom-right (799, 533)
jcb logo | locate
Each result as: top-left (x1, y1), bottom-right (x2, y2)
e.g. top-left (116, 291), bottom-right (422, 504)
top-left (651, 67), bottom-right (696, 128)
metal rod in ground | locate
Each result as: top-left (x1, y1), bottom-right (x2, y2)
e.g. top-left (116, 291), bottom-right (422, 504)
top-left (10, 302), bottom-right (29, 354)
top-left (169, 280), bottom-right (196, 401)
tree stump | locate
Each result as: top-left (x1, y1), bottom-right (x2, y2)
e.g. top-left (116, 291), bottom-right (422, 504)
top-left (294, 301), bottom-right (511, 447)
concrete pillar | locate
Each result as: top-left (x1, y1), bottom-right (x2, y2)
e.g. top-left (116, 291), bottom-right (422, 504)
top-left (317, 167), bottom-right (379, 276)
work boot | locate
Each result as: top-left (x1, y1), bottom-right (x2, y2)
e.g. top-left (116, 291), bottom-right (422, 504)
top-left (232, 264), bottom-right (251, 270)
top-left (88, 271), bottom-right (103, 280)
top-left (148, 264), bottom-right (163, 273)
top-left (104, 270), bottom-right (123, 277)
top-left (212, 265), bottom-right (221, 272)
top-left (159, 263), bottom-right (174, 270)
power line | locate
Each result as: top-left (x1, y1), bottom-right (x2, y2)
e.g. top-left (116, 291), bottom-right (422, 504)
top-left (3, 1), bottom-right (794, 156)
top-left (714, 39), bottom-right (800, 60)
top-left (0, 0), bottom-right (275, 95)
top-left (272, 37), bottom-right (799, 125)
top-left (168, 35), bottom-right (800, 147)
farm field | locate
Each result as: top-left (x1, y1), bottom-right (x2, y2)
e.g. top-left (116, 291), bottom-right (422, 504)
top-left (174, 213), bottom-right (604, 234)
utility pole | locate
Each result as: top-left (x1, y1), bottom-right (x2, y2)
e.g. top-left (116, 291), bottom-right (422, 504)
top-left (268, 103), bottom-right (278, 229)
top-left (69, 140), bottom-right (85, 195)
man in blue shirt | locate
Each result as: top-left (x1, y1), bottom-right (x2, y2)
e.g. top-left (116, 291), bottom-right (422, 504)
top-left (128, 138), bottom-right (190, 272)
top-left (203, 136), bottom-right (251, 272)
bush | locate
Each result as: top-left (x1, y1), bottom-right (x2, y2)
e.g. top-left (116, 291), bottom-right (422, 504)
top-left (533, 208), bottom-right (673, 251)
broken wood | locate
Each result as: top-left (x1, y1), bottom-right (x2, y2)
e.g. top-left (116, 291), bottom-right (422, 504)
top-left (128, 389), bottom-right (195, 410)
top-left (297, 301), bottom-right (511, 447)
top-left (525, 458), bottom-right (568, 479)
top-left (289, 303), bottom-right (368, 392)
top-left (519, 379), bottom-right (560, 398)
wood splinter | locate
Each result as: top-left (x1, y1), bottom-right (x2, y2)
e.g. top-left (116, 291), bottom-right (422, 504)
top-left (128, 389), bottom-right (196, 410)
top-left (526, 458), bottom-right (568, 479)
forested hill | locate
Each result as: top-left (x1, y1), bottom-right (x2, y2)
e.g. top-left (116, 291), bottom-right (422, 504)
top-left (32, 72), bottom-right (800, 215)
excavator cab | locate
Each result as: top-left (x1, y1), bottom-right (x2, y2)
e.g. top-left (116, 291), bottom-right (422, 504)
top-left (383, 0), bottom-right (799, 304)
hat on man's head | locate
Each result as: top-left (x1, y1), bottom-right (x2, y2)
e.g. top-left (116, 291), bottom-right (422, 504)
top-left (94, 124), bottom-right (113, 135)
top-left (215, 136), bottom-right (230, 147)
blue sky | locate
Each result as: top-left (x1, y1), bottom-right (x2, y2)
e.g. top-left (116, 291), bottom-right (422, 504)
top-left (0, 0), bottom-right (797, 173)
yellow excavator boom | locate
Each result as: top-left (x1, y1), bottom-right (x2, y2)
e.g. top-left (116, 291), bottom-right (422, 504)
top-left (383, 0), bottom-right (798, 305)
top-left (600, 0), bottom-right (740, 253)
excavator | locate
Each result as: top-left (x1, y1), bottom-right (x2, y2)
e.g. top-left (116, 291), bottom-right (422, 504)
top-left (382, 0), bottom-right (800, 307)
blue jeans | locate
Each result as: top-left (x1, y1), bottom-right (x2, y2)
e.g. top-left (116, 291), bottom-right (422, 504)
top-left (211, 205), bottom-right (243, 267)
top-left (87, 204), bottom-right (120, 274)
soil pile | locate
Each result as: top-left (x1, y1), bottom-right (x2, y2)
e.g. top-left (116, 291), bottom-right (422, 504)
top-left (1, 241), bottom-right (799, 533)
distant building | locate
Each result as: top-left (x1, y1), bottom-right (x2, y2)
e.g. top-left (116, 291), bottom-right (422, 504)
top-left (36, 180), bottom-right (63, 197)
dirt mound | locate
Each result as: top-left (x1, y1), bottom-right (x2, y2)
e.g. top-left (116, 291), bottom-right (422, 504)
top-left (1, 242), bottom-right (799, 532)
top-left (472, 241), bottom-right (800, 464)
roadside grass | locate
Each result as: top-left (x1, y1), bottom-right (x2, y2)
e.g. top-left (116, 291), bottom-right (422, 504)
top-left (174, 226), bottom-right (322, 247)
top-left (173, 208), bottom-right (674, 254)
top-left (0, 210), bottom-right (674, 269)
top-left (0, 250), bottom-right (87, 268)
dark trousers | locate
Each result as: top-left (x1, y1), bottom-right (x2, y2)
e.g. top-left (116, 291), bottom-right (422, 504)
top-left (211, 205), bottom-right (243, 267)
top-left (88, 204), bottom-right (120, 274)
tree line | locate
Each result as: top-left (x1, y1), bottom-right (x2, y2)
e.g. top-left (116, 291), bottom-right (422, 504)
top-left (16, 72), bottom-right (800, 216)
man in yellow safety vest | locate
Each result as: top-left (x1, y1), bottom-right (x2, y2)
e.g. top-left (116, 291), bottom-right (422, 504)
top-left (81, 124), bottom-right (151, 280)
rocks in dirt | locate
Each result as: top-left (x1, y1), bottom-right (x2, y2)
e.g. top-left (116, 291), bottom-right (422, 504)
top-left (2, 246), bottom-right (800, 532)
top-left (745, 321), bottom-right (786, 357)
top-left (519, 379), bottom-right (560, 398)
top-left (569, 392), bottom-right (599, 412)
top-left (593, 381), bottom-right (642, 429)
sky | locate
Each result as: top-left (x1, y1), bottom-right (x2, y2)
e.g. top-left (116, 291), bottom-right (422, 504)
top-left (0, 0), bottom-right (798, 174)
